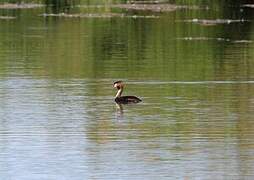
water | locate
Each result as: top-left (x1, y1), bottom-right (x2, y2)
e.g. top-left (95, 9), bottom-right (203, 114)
top-left (0, 1), bottom-right (254, 179)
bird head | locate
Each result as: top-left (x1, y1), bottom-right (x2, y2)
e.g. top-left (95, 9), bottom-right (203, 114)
top-left (113, 81), bottom-right (124, 90)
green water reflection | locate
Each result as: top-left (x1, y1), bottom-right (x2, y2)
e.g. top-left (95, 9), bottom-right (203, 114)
top-left (0, 0), bottom-right (254, 179)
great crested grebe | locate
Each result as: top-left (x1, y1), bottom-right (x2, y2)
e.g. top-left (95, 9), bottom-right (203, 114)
top-left (113, 81), bottom-right (142, 104)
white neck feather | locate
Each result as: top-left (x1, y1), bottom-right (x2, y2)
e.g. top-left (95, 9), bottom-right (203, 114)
top-left (115, 88), bottom-right (123, 98)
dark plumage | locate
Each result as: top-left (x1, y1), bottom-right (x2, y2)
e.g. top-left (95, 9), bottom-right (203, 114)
top-left (114, 80), bottom-right (123, 85)
top-left (115, 96), bottom-right (142, 104)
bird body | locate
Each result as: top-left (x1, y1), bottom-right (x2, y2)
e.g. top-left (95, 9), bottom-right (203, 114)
top-left (115, 95), bottom-right (142, 104)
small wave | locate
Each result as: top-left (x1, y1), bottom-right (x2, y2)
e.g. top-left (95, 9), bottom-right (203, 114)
top-left (233, 40), bottom-right (252, 43)
top-left (182, 19), bottom-right (248, 26)
top-left (0, 16), bottom-right (16, 20)
top-left (129, 81), bottom-right (254, 85)
top-left (23, 35), bottom-right (45, 38)
top-left (40, 13), bottom-right (159, 19)
top-left (242, 4), bottom-right (254, 8)
top-left (0, 3), bottom-right (44, 9)
top-left (112, 3), bottom-right (200, 12)
top-left (176, 37), bottom-right (230, 42)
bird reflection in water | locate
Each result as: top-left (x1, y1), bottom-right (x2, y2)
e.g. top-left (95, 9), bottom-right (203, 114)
top-left (115, 103), bottom-right (124, 118)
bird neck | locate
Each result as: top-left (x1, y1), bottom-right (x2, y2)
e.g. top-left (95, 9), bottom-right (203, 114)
top-left (115, 88), bottom-right (123, 98)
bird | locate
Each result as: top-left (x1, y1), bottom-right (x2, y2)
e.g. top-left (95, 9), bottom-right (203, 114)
top-left (113, 81), bottom-right (142, 104)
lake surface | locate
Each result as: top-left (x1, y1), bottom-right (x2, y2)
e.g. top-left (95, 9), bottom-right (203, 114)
top-left (0, 1), bottom-right (254, 179)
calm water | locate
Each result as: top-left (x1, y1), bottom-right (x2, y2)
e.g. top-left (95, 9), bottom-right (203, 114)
top-left (0, 1), bottom-right (254, 179)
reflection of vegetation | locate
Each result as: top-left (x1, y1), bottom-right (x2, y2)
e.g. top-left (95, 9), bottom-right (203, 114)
top-left (0, 2), bottom-right (254, 173)
top-left (45, 0), bottom-right (80, 13)
top-left (0, 0), bottom-right (254, 138)
top-left (85, 82), bottom-right (254, 144)
top-left (0, 0), bottom-right (253, 80)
